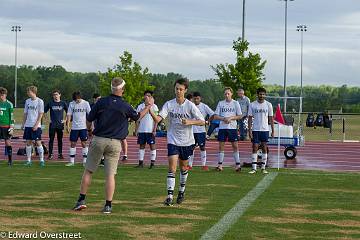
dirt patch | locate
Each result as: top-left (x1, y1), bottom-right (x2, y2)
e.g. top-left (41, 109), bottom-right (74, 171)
top-left (0, 216), bottom-right (62, 231)
top-left (286, 187), bottom-right (360, 194)
top-left (192, 183), bottom-right (239, 188)
top-left (251, 216), bottom-right (360, 228)
top-left (119, 223), bottom-right (193, 240)
top-left (122, 181), bottom-right (163, 186)
top-left (279, 207), bottom-right (360, 217)
top-left (129, 210), bottom-right (209, 220)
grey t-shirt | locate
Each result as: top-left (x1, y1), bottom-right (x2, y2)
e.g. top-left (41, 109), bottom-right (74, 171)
top-left (237, 96), bottom-right (250, 117)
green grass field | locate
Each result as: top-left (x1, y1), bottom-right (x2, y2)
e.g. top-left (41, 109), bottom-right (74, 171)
top-left (0, 163), bottom-right (359, 240)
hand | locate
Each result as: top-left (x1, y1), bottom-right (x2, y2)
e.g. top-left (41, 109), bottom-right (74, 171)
top-left (66, 126), bottom-right (70, 133)
top-left (181, 118), bottom-right (190, 125)
top-left (21, 124), bottom-right (24, 130)
top-left (87, 129), bottom-right (93, 137)
top-left (223, 117), bottom-right (231, 124)
top-left (8, 127), bottom-right (14, 136)
top-left (32, 126), bottom-right (37, 131)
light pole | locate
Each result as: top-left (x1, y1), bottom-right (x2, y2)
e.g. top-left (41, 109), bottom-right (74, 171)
top-left (242, 0), bottom-right (246, 41)
top-left (11, 25), bottom-right (21, 108)
top-left (279, 0), bottom-right (294, 113)
top-left (296, 25), bottom-right (307, 100)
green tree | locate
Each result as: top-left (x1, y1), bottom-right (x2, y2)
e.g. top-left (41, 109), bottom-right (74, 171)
top-left (99, 51), bottom-right (154, 107)
top-left (211, 38), bottom-right (266, 100)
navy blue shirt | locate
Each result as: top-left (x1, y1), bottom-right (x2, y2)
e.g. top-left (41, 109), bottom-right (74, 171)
top-left (87, 95), bottom-right (140, 140)
top-left (44, 100), bottom-right (68, 129)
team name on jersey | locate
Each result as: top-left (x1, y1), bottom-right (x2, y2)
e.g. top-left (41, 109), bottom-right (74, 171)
top-left (52, 106), bottom-right (64, 111)
top-left (169, 112), bottom-right (190, 119)
top-left (72, 108), bottom-right (87, 113)
top-left (253, 109), bottom-right (268, 114)
top-left (27, 105), bottom-right (38, 111)
top-left (220, 107), bottom-right (235, 113)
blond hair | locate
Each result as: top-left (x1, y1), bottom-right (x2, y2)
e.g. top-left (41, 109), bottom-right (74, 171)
top-left (27, 86), bottom-right (38, 95)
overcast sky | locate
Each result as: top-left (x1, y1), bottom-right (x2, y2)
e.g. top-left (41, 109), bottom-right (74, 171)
top-left (1, 0), bottom-right (359, 86)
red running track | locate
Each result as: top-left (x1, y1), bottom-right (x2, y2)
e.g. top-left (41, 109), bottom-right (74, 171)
top-left (1, 136), bottom-right (359, 172)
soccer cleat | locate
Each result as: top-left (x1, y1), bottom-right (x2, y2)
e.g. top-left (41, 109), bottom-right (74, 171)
top-left (73, 200), bottom-right (87, 211)
top-left (261, 169), bottom-right (269, 174)
top-left (48, 154), bottom-right (53, 160)
top-left (24, 161), bottom-right (32, 167)
top-left (7, 160), bottom-right (13, 166)
top-left (102, 205), bottom-right (112, 214)
top-left (121, 156), bottom-right (128, 162)
top-left (163, 197), bottom-right (174, 206)
top-left (135, 162), bottom-right (144, 168)
top-left (235, 166), bottom-right (241, 172)
top-left (99, 158), bottom-right (105, 167)
top-left (58, 154), bottom-right (64, 160)
top-left (248, 169), bottom-right (257, 174)
top-left (201, 166), bottom-right (209, 171)
top-left (39, 161), bottom-right (45, 167)
top-left (65, 162), bottom-right (75, 167)
top-left (215, 166), bottom-right (223, 171)
top-left (176, 192), bottom-right (185, 204)
top-left (187, 166), bottom-right (193, 171)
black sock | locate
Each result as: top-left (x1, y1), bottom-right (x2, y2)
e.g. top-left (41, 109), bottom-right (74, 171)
top-left (78, 193), bottom-right (86, 202)
top-left (150, 160), bottom-right (155, 165)
top-left (105, 200), bottom-right (112, 207)
top-left (6, 146), bottom-right (12, 162)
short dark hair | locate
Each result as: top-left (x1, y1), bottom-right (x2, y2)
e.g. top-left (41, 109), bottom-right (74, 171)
top-left (186, 93), bottom-right (193, 100)
top-left (174, 78), bottom-right (189, 89)
top-left (193, 91), bottom-right (201, 97)
top-left (72, 91), bottom-right (82, 101)
top-left (256, 87), bottom-right (267, 94)
top-left (93, 93), bottom-right (100, 99)
top-left (144, 90), bottom-right (154, 96)
top-left (0, 87), bottom-right (8, 95)
top-left (52, 89), bottom-right (61, 95)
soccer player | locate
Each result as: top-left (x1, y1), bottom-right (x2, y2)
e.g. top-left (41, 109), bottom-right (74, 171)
top-left (237, 88), bottom-right (250, 141)
top-left (44, 90), bottom-right (68, 160)
top-left (22, 86), bottom-right (45, 166)
top-left (188, 91), bottom-right (214, 171)
top-left (213, 87), bottom-right (242, 172)
top-left (149, 78), bottom-right (205, 206)
top-left (72, 77), bottom-right (151, 214)
top-left (135, 90), bottom-right (159, 169)
top-left (66, 91), bottom-right (91, 166)
top-left (0, 87), bottom-right (14, 166)
top-left (248, 87), bottom-right (274, 174)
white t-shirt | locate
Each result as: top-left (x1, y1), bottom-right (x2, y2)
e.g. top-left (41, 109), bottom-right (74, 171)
top-left (248, 100), bottom-right (274, 131)
top-left (24, 97), bottom-right (44, 128)
top-left (159, 98), bottom-right (204, 146)
top-left (67, 100), bottom-right (91, 130)
top-left (214, 99), bottom-right (242, 130)
top-left (193, 102), bottom-right (214, 133)
top-left (136, 103), bottom-right (159, 133)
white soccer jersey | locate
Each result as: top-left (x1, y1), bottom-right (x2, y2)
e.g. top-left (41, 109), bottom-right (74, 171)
top-left (67, 100), bottom-right (91, 130)
top-left (159, 99), bottom-right (204, 146)
top-left (248, 100), bottom-right (274, 131)
top-left (193, 102), bottom-right (214, 133)
top-left (24, 98), bottom-right (44, 128)
top-left (136, 103), bottom-right (159, 133)
top-left (214, 99), bottom-right (242, 130)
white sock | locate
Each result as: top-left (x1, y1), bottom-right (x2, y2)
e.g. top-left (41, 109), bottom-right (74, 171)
top-left (252, 153), bottom-right (258, 170)
top-left (37, 145), bottom-right (44, 162)
top-left (218, 152), bottom-right (224, 165)
top-left (201, 150), bottom-right (207, 166)
top-left (26, 145), bottom-right (32, 162)
top-left (188, 155), bottom-right (194, 167)
top-left (179, 170), bottom-right (188, 193)
top-left (150, 150), bottom-right (156, 161)
top-left (82, 147), bottom-right (88, 163)
top-left (262, 153), bottom-right (268, 170)
top-left (233, 151), bottom-right (240, 167)
top-left (167, 171), bottom-right (175, 199)
top-left (139, 149), bottom-right (145, 161)
top-left (69, 147), bottom-right (76, 163)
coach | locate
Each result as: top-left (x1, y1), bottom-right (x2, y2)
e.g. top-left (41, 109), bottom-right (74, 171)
top-left (72, 77), bottom-right (151, 214)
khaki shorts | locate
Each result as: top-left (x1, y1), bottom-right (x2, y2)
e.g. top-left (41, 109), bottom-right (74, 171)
top-left (86, 136), bottom-right (122, 176)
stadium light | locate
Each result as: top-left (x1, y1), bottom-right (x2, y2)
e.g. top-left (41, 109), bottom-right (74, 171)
top-left (11, 25), bottom-right (21, 108)
top-left (296, 25), bottom-right (307, 102)
top-left (279, 0), bottom-right (294, 113)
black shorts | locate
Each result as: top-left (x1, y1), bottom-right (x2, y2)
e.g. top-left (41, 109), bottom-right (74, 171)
top-left (0, 127), bottom-right (11, 140)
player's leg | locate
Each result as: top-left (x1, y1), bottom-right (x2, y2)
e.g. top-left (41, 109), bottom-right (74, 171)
top-left (136, 133), bottom-right (146, 168)
top-left (249, 131), bottom-right (260, 174)
top-left (80, 129), bottom-right (89, 165)
top-left (229, 129), bottom-right (241, 171)
top-left (23, 128), bottom-right (33, 165)
top-left (48, 127), bottom-right (55, 160)
top-left (164, 144), bottom-right (179, 206)
top-left (260, 131), bottom-right (270, 174)
top-left (57, 128), bottom-right (64, 159)
top-left (188, 137), bottom-right (196, 169)
top-left (149, 140), bottom-right (156, 169)
top-left (176, 146), bottom-right (192, 204)
top-left (216, 129), bottom-right (226, 171)
top-left (121, 138), bottom-right (128, 161)
top-left (199, 133), bottom-right (208, 170)
top-left (5, 139), bottom-right (12, 166)
top-left (67, 130), bottom-right (78, 166)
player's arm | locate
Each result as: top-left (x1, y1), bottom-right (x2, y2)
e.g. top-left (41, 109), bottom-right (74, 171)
top-left (182, 104), bottom-right (205, 126)
top-left (33, 101), bottom-right (44, 131)
top-left (248, 115), bottom-right (253, 139)
top-left (66, 103), bottom-right (72, 133)
top-left (269, 116), bottom-right (274, 138)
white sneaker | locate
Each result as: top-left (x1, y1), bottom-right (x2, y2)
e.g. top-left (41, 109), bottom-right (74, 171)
top-left (65, 162), bottom-right (75, 167)
top-left (248, 169), bottom-right (257, 174)
top-left (215, 165), bottom-right (223, 171)
top-left (261, 169), bottom-right (269, 174)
